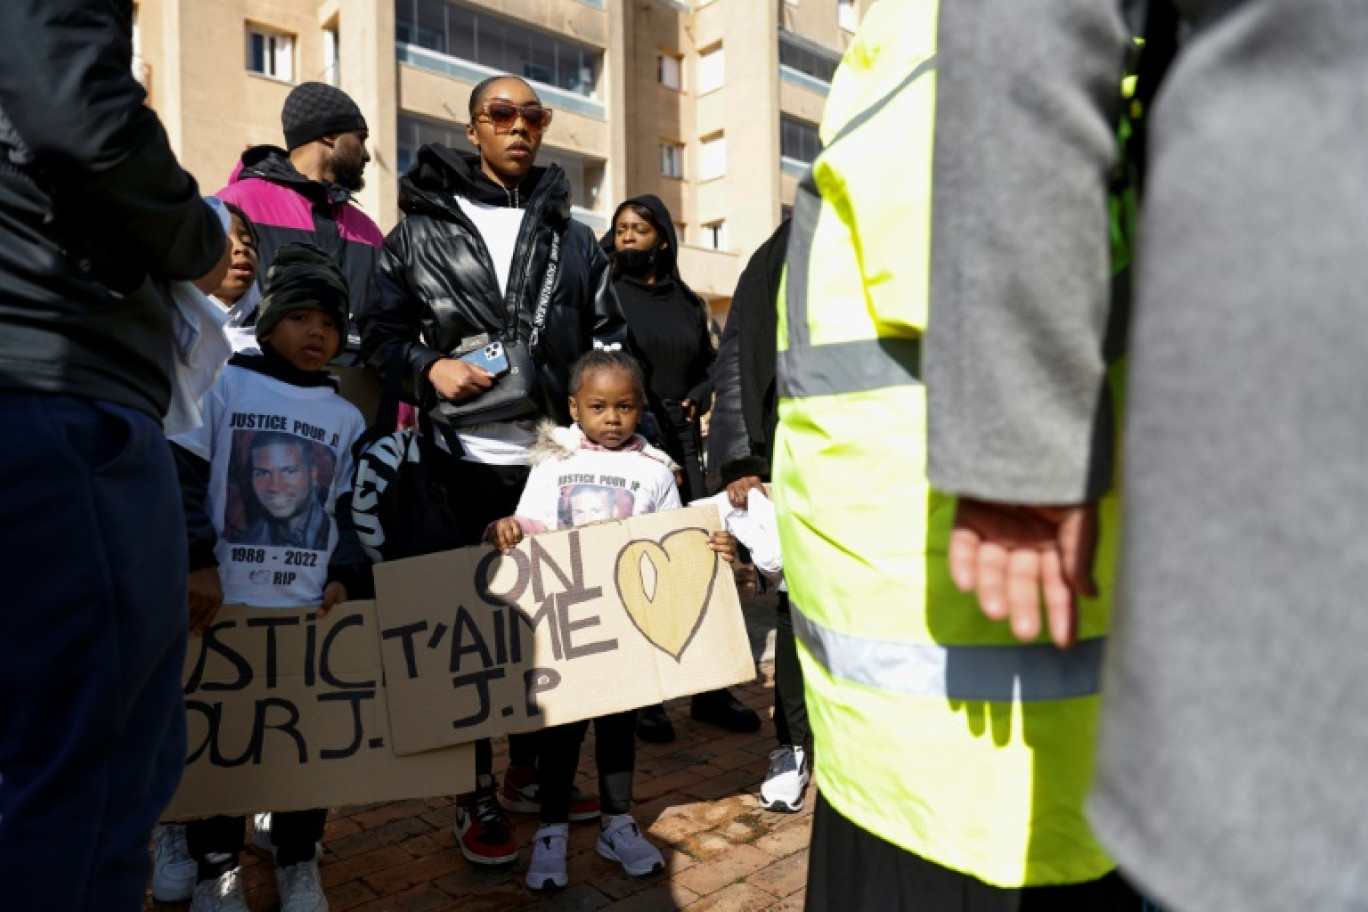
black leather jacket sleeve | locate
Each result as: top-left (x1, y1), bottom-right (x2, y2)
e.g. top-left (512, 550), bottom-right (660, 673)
top-left (360, 221), bottom-right (446, 403)
top-left (706, 293), bottom-right (764, 492)
top-left (0, 0), bottom-right (222, 282)
top-left (586, 239), bottom-right (629, 352)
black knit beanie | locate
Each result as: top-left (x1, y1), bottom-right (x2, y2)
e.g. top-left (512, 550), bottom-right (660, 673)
top-left (255, 243), bottom-right (351, 344)
top-left (282, 82), bottom-right (368, 151)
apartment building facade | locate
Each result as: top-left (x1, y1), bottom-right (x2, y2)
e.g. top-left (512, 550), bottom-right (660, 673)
top-left (132, 0), bottom-right (867, 308)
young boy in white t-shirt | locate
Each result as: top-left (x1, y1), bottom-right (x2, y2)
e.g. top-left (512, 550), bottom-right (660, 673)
top-left (163, 244), bottom-right (369, 912)
top-left (486, 349), bottom-right (736, 892)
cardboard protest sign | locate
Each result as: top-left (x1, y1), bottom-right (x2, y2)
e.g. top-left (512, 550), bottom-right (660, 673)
top-left (164, 601), bottom-right (474, 820)
top-left (373, 505), bottom-right (756, 756)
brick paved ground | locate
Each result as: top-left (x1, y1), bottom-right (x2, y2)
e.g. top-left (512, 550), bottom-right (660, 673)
top-left (146, 655), bottom-right (815, 912)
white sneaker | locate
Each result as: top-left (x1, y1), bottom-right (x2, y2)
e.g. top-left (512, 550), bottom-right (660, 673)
top-left (596, 814), bottom-right (664, 877)
top-left (276, 857), bottom-right (328, 912)
top-left (189, 868), bottom-right (250, 912)
top-left (151, 823), bottom-right (196, 903)
top-left (524, 823), bottom-right (569, 891)
top-left (760, 745), bottom-right (810, 812)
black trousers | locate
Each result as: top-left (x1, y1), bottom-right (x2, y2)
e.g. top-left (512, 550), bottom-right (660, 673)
top-left (186, 809), bottom-right (326, 880)
top-left (656, 403), bottom-right (705, 503)
top-left (806, 792), bottom-right (1145, 912)
top-left (0, 394), bottom-right (188, 911)
top-left (593, 710), bottom-right (637, 816)
top-left (533, 720), bottom-right (589, 823)
top-left (772, 591), bottom-right (810, 748)
top-left (433, 456), bottom-right (540, 783)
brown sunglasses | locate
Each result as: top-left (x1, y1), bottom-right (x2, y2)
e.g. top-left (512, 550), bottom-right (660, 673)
top-left (476, 100), bottom-right (554, 132)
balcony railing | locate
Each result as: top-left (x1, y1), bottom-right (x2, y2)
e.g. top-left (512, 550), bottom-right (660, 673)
top-left (779, 64), bottom-right (830, 97)
top-left (396, 42), bottom-right (607, 121)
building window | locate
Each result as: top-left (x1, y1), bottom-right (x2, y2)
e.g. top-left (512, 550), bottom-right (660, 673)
top-left (699, 133), bottom-right (726, 181)
top-left (781, 115), bottom-right (821, 165)
top-left (658, 52), bottom-right (681, 90)
top-left (395, 0), bottom-right (601, 99)
top-left (778, 30), bottom-right (840, 85)
top-left (838, 0), bottom-right (858, 32)
top-left (697, 44), bottom-right (724, 95)
top-left (323, 26), bottom-right (340, 86)
top-left (702, 221), bottom-right (727, 251)
top-left (659, 142), bottom-right (684, 179)
top-left (247, 26), bottom-right (295, 82)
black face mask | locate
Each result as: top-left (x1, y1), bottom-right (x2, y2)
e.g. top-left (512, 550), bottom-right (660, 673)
top-left (613, 247), bottom-right (658, 278)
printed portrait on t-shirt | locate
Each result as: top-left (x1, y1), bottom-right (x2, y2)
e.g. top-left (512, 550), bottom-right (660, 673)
top-left (558, 483), bottom-right (634, 530)
top-left (223, 429), bottom-right (336, 551)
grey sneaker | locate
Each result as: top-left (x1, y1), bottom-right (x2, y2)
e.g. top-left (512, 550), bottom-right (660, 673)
top-left (596, 814), bottom-right (664, 877)
top-left (525, 823), bottom-right (569, 891)
top-left (760, 745), bottom-right (810, 812)
top-left (151, 823), bottom-right (196, 903)
top-left (189, 869), bottom-right (249, 912)
top-left (276, 857), bottom-right (328, 912)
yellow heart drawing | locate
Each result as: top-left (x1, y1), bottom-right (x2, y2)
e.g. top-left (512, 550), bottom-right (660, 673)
top-left (614, 529), bottom-right (718, 661)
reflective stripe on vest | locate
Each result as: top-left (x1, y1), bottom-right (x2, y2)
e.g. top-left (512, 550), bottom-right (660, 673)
top-left (791, 600), bottom-right (1105, 702)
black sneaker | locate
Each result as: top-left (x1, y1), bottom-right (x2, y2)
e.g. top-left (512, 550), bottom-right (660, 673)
top-left (690, 689), bottom-right (761, 733)
top-left (636, 704), bottom-right (676, 743)
top-left (453, 784), bottom-right (518, 864)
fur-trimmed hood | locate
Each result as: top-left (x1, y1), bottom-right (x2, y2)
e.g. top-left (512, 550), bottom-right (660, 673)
top-left (529, 419), bottom-right (678, 473)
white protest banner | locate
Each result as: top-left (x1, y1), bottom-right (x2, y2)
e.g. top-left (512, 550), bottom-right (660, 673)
top-left (164, 601), bottom-right (473, 820)
top-left (373, 506), bottom-right (756, 756)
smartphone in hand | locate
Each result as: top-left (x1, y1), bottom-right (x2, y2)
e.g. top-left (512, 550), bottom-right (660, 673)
top-left (458, 339), bottom-right (511, 378)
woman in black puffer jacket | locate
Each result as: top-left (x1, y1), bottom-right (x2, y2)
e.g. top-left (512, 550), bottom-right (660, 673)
top-left (357, 74), bottom-right (627, 877)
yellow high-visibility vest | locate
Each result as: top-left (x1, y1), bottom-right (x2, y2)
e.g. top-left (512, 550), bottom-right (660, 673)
top-left (773, 0), bottom-right (1122, 887)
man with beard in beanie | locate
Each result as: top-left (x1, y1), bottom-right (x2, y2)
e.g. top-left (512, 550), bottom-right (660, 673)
top-left (217, 82), bottom-right (383, 360)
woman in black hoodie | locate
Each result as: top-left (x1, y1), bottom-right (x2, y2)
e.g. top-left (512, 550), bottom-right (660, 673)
top-left (600, 196), bottom-right (761, 742)
top-left (600, 196), bottom-right (714, 502)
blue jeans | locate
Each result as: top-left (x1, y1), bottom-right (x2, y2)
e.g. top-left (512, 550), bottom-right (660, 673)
top-left (0, 392), bottom-right (188, 910)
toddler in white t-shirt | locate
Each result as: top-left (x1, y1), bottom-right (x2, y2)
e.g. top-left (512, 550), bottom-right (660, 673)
top-left (486, 349), bottom-right (736, 891)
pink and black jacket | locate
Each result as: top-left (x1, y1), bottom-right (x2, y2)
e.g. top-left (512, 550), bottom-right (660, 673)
top-left (217, 145), bottom-right (384, 354)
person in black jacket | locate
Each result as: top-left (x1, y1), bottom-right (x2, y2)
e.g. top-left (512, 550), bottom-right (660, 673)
top-left (599, 194), bottom-right (714, 500)
top-left (598, 195), bottom-right (761, 742)
top-left (707, 220), bottom-right (812, 812)
top-left (0, 2), bottom-right (228, 909)
top-left (358, 74), bottom-right (626, 876)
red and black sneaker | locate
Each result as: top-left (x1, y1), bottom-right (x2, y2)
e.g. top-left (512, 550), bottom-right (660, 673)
top-left (453, 783), bottom-right (518, 864)
top-left (501, 763), bottom-right (601, 822)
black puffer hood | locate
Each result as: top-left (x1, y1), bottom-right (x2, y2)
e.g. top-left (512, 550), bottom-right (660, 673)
top-left (599, 194), bottom-right (680, 279)
top-left (398, 144), bottom-right (567, 219)
top-left (234, 145), bottom-right (355, 207)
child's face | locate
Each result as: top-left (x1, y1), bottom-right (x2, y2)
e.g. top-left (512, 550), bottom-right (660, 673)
top-left (261, 308), bottom-right (341, 372)
top-left (213, 213), bottom-right (258, 306)
top-left (568, 367), bottom-right (641, 449)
